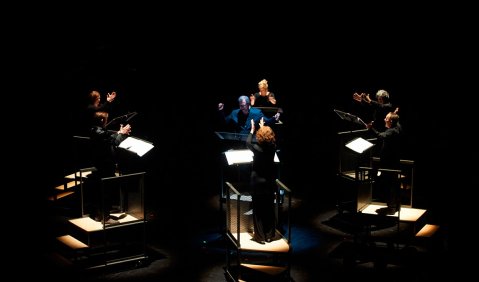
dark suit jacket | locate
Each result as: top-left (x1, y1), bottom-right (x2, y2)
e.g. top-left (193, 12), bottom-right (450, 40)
top-left (222, 107), bottom-right (276, 134)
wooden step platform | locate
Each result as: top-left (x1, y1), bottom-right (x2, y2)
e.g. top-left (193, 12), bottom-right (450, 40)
top-left (241, 263), bottom-right (287, 275)
top-left (57, 235), bottom-right (88, 249)
top-left (55, 180), bottom-right (79, 191)
top-left (48, 191), bottom-right (75, 201)
top-left (416, 224), bottom-right (440, 237)
top-left (361, 204), bottom-right (426, 222)
top-left (230, 232), bottom-right (290, 253)
top-left (414, 224), bottom-right (443, 251)
top-left (69, 214), bottom-right (140, 232)
top-left (65, 170), bottom-right (93, 180)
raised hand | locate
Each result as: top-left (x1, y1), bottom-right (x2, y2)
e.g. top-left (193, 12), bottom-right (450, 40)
top-left (353, 92), bottom-right (362, 102)
top-left (366, 121), bottom-right (373, 129)
top-left (361, 93), bottom-right (371, 103)
top-left (259, 117), bottom-right (265, 127)
top-left (273, 112), bottom-right (280, 121)
top-left (250, 94), bottom-right (256, 106)
top-left (268, 95), bottom-right (276, 105)
top-left (119, 124), bottom-right (131, 135)
top-left (107, 91), bottom-right (117, 102)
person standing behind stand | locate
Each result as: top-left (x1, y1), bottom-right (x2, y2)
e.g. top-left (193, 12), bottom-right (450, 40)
top-left (246, 118), bottom-right (278, 244)
top-left (88, 111), bottom-right (131, 224)
top-left (218, 95), bottom-right (280, 134)
top-left (250, 79), bottom-right (283, 117)
top-left (87, 90), bottom-right (117, 117)
top-left (82, 90), bottom-right (117, 135)
top-left (366, 111), bottom-right (402, 215)
top-left (250, 79), bottom-right (277, 107)
top-left (353, 89), bottom-right (398, 132)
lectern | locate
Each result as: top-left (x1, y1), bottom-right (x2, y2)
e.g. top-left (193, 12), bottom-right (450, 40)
top-left (215, 131), bottom-right (255, 151)
top-left (336, 128), bottom-right (376, 213)
top-left (221, 148), bottom-right (280, 198)
top-left (64, 172), bottom-right (147, 269)
top-left (215, 131), bottom-right (281, 203)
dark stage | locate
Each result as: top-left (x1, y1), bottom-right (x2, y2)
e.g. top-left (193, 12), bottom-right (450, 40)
top-left (23, 23), bottom-right (463, 281)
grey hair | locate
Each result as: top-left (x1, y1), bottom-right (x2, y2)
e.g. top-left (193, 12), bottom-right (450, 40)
top-left (238, 95), bottom-right (250, 105)
top-left (376, 89), bottom-right (390, 99)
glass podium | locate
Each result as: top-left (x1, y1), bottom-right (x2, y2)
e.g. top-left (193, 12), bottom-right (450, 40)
top-left (61, 172), bottom-right (147, 269)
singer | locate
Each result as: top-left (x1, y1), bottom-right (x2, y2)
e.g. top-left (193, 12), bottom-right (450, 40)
top-left (217, 95), bottom-right (280, 134)
top-left (85, 111), bottom-right (132, 224)
top-left (81, 89), bottom-right (118, 135)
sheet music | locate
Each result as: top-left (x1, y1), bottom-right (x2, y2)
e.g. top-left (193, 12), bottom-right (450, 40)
top-left (345, 137), bottom-right (374, 154)
top-left (119, 136), bottom-right (154, 157)
top-left (224, 149), bottom-right (280, 165)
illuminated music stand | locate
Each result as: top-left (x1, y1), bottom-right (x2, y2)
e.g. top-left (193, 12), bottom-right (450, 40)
top-left (334, 107), bottom-right (375, 177)
top-left (215, 131), bottom-right (280, 201)
top-left (119, 137), bottom-right (154, 157)
top-left (224, 149), bottom-right (280, 165)
top-left (338, 137), bottom-right (375, 213)
top-left (345, 137), bottom-right (374, 154)
top-left (221, 149), bottom-right (280, 197)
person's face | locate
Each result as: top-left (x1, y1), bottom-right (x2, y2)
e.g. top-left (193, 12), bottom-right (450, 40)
top-left (384, 113), bottom-right (392, 128)
top-left (239, 100), bottom-right (249, 115)
top-left (259, 84), bottom-right (267, 93)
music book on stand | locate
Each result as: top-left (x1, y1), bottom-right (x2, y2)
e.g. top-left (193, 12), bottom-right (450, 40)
top-left (224, 149), bottom-right (280, 165)
top-left (345, 137), bottom-right (374, 154)
top-left (119, 136), bottom-right (154, 157)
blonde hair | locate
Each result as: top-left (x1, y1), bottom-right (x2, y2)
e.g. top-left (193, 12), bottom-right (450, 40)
top-left (258, 79), bottom-right (269, 89)
top-left (256, 126), bottom-right (276, 145)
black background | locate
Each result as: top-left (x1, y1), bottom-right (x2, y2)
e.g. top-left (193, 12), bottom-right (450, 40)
top-left (19, 5), bottom-right (466, 262)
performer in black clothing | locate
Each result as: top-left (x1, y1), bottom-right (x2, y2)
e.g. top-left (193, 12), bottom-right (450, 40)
top-left (87, 111), bottom-right (131, 223)
top-left (90, 112), bottom-right (131, 176)
top-left (80, 90), bottom-right (117, 135)
top-left (250, 79), bottom-right (277, 107)
top-left (353, 89), bottom-right (398, 132)
top-left (367, 111), bottom-right (402, 215)
top-left (87, 90), bottom-right (116, 116)
top-left (246, 118), bottom-right (278, 244)
top-left (250, 79), bottom-right (283, 118)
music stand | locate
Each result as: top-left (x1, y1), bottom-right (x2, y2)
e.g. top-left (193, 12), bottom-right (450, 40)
top-left (220, 149), bottom-right (280, 200)
top-left (337, 134), bottom-right (375, 213)
top-left (334, 109), bottom-right (367, 127)
top-left (119, 136), bottom-right (154, 157)
top-left (215, 131), bottom-right (253, 143)
top-left (254, 106), bottom-right (284, 124)
top-left (345, 137), bottom-right (374, 154)
top-left (254, 106), bottom-right (281, 116)
top-left (224, 149), bottom-right (280, 165)
top-left (106, 112), bottom-right (138, 128)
